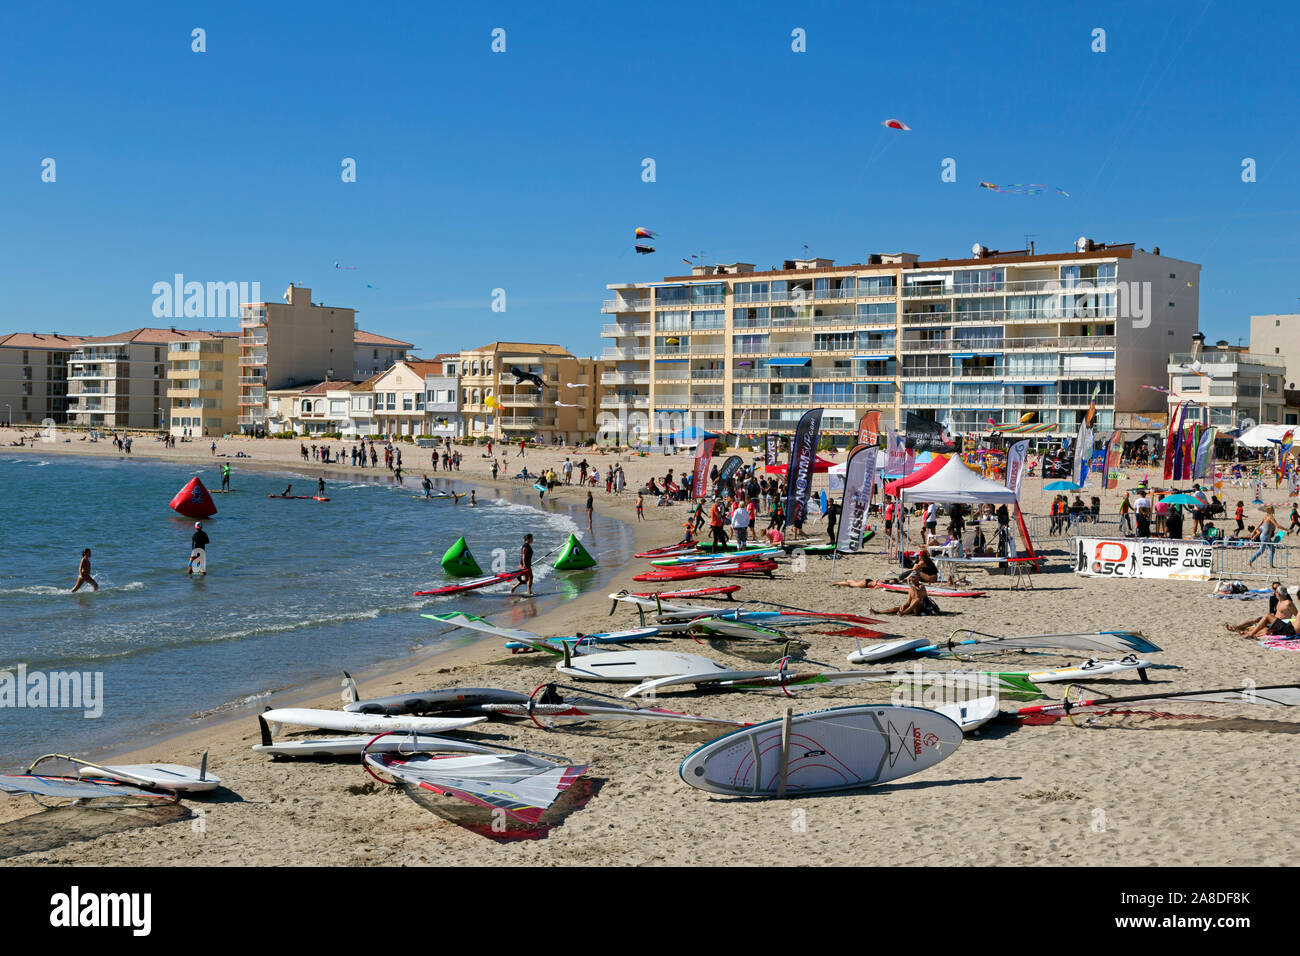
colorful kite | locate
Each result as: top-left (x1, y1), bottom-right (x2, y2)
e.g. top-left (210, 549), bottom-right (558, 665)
top-left (881, 119), bottom-right (910, 130)
top-left (508, 366), bottom-right (547, 390)
top-left (980, 183), bottom-right (1069, 197)
top-left (555, 401), bottom-right (582, 408)
top-left (635, 228), bottom-right (658, 239)
top-left (333, 262), bottom-right (357, 270)
top-left (634, 244), bottom-right (656, 255)
top-left (564, 382), bottom-right (588, 389)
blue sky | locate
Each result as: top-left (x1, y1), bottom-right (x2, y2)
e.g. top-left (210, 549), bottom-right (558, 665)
top-left (1, 0), bottom-right (1296, 355)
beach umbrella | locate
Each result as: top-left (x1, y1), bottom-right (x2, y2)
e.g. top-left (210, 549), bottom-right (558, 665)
top-left (1159, 493), bottom-right (1202, 507)
top-left (1044, 480), bottom-right (1081, 491)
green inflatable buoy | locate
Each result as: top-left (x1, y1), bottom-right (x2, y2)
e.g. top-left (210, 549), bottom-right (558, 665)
top-left (440, 537), bottom-right (482, 577)
top-left (553, 533), bottom-right (597, 571)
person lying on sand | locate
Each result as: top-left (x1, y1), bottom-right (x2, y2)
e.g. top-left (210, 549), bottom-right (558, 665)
top-left (832, 577), bottom-right (874, 589)
top-left (870, 575), bottom-right (941, 616)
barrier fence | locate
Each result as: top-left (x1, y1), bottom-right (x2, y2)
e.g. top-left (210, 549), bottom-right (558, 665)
top-left (1211, 540), bottom-right (1292, 580)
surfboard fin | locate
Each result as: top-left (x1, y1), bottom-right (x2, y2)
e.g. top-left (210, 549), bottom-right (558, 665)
top-left (199, 749), bottom-right (208, 782)
top-left (342, 671), bottom-right (359, 704)
top-left (257, 716), bottom-right (273, 748)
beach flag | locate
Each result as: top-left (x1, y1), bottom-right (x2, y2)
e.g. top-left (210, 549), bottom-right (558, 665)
top-left (836, 443), bottom-right (877, 554)
top-left (1005, 439), bottom-right (1029, 499)
top-left (783, 407), bottom-right (823, 528)
top-left (691, 436), bottom-right (715, 500)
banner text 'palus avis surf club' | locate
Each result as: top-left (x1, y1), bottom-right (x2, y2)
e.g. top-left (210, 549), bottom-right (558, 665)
top-left (1074, 537), bottom-right (1213, 581)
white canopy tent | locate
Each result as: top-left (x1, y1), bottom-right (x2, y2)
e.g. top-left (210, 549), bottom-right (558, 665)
top-left (892, 455), bottom-right (1018, 506)
top-left (1236, 424), bottom-right (1294, 449)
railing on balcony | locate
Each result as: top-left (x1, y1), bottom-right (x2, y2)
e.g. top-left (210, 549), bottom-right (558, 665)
top-left (601, 322), bottom-right (650, 335)
top-left (238, 352), bottom-right (267, 367)
top-left (601, 298), bottom-right (651, 314)
top-left (602, 347), bottom-right (650, 360)
top-left (653, 369), bottom-right (690, 381)
top-left (691, 369), bottom-right (724, 380)
top-left (241, 332), bottom-right (267, 346)
top-left (901, 276), bottom-right (1120, 299)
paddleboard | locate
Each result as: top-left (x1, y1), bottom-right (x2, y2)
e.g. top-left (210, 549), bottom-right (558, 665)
top-left (847, 638), bottom-right (930, 664)
top-left (632, 586), bottom-right (740, 600)
top-left (188, 548), bottom-right (206, 575)
top-left (1022, 658), bottom-right (1152, 683)
top-left (632, 560), bottom-right (778, 582)
top-left (555, 649), bottom-right (731, 682)
top-left (504, 627), bottom-right (659, 651)
top-left (414, 570), bottom-right (526, 596)
top-left (411, 493), bottom-right (465, 501)
top-left (267, 494), bottom-right (313, 499)
top-left (253, 735), bottom-right (497, 758)
top-left (345, 687), bottom-right (532, 716)
top-left (533, 482), bottom-right (547, 492)
top-left (260, 708), bottom-right (485, 734)
top-left (312, 496), bottom-right (330, 502)
top-left (650, 548), bottom-right (780, 567)
top-left (77, 762), bottom-right (220, 793)
top-left (679, 704), bottom-right (963, 796)
top-left (932, 696), bottom-right (999, 733)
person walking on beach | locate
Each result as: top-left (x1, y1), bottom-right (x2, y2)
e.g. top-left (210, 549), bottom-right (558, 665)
top-left (221, 462), bottom-right (231, 492)
top-left (1248, 507), bottom-right (1280, 568)
top-left (586, 489), bottom-right (593, 529)
top-left (1235, 500), bottom-right (1246, 535)
top-left (71, 548), bottom-right (98, 592)
top-left (508, 533), bottom-right (534, 595)
top-left (469, 490), bottom-right (476, 507)
top-left (825, 498), bottom-right (840, 544)
top-left (210, 440), bottom-right (217, 456)
top-left (188, 522), bottom-right (209, 576)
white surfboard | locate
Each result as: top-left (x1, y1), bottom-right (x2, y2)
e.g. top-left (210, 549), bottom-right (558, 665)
top-left (623, 669), bottom-right (784, 698)
top-left (253, 735), bottom-right (497, 758)
top-left (847, 638), bottom-right (930, 664)
top-left (189, 548), bottom-right (206, 575)
top-left (555, 650), bottom-right (730, 683)
top-left (260, 708), bottom-right (485, 734)
top-left (680, 704), bottom-right (963, 796)
top-left (78, 762), bottom-right (220, 793)
top-left (1022, 658), bottom-right (1152, 683)
top-left (932, 696), bottom-right (999, 733)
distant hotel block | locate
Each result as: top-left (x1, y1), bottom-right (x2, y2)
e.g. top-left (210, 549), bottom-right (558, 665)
top-left (601, 240), bottom-right (1200, 441)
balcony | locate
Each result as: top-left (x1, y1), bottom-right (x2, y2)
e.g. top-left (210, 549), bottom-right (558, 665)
top-left (240, 310), bottom-right (267, 328)
top-left (691, 369), bottom-right (724, 380)
top-left (238, 352), bottom-right (267, 367)
top-left (499, 417), bottom-right (539, 429)
top-left (653, 369), bottom-right (690, 381)
top-left (602, 371), bottom-right (637, 385)
top-left (239, 375), bottom-right (265, 386)
top-left (601, 298), bottom-right (651, 314)
top-left (601, 322), bottom-right (650, 337)
top-left (238, 412), bottom-right (266, 425)
top-left (602, 347), bottom-right (649, 361)
top-left (241, 332), bottom-right (267, 346)
top-left (689, 395), bottom-right (725, 406)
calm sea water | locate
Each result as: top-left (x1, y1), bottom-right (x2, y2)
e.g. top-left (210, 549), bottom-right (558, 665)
top-left (0, 454), bottom-right (633, 769)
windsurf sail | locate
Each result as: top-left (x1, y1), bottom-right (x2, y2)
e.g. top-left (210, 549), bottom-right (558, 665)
top-left (365, 752), bottom-right (588, 825)
top-left (928, 628), bottom-right (1161, 661)
top-left (478, 700), bottom-right (745, 727)
top-left (1015, 683), bottom-right (1300, 718)
top-left (0, 754), bottom-right (181, 806)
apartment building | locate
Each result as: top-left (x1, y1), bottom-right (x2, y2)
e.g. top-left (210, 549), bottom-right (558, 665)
top-left (369, 359), bottom-right (462, 437)
top-left (1247, 313), bottom-right (1300, 390)
top-left (1168, 339), bottom-right (1286, 429)
top-left (458, 342), bottom-right (602, 443)
top-left (166, 332), bottom-right (240, 437)
top-left (354, 330), bottom-right (415, 379)
top-left (0, 333), bottom-right (90, 426)
top-left (267, 380), bottom-right (366, 436)
top-left (601, 240), bottom-right (1200, 443)
top-left (238, 285), bottom-right (355, 433)
top-left (67, 328), bottom-right (215, 430)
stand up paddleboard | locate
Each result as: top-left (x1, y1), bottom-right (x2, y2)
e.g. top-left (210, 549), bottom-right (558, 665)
top-left (679, 704), bottom-right (963, 796)
top-left (260, 708), bottom-right (485, 734)
top-left (414, 569), bottom-right (526, 596)
top-left (78, 761), bottom-right (220, 793)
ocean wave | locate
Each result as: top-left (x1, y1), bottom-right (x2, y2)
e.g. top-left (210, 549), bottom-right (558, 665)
top-left (0, 581), bottom-right (145, 597)
top-left (5, 602), bottom-right (428, 672)
top-left (188, 689), bottom-right (275, 720)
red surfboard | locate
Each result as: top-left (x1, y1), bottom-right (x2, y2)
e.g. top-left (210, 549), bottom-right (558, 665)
top-left (632, 560), bottom-right (777, 582)
top-left (631, 585), bottom-right (740, 600)
top-left (414, 569), bottom-right (527, 597)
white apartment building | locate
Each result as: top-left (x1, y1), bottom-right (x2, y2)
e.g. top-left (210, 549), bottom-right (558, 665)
top-left (1168, 340), bottom-right (1286, 429)
top-left (601, 240), bottom-right (1200, 444)
top-left (68, 328), bottom-right (214, 431)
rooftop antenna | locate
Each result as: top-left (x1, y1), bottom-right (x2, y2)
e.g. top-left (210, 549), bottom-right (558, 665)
top-left (1024, 234), bottom-right (1038, 255)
